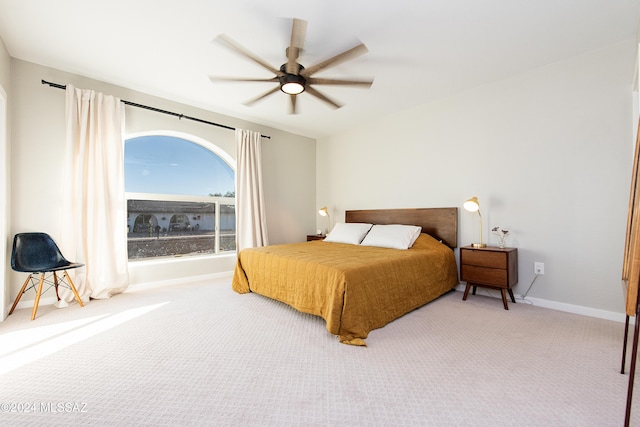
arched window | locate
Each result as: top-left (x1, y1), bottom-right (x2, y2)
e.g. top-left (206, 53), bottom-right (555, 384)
top-left (124, 132), bottom-right (235, 260)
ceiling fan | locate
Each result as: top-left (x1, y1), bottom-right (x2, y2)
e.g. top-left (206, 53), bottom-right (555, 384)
top-left (209, 18), bottom-right (373, 114)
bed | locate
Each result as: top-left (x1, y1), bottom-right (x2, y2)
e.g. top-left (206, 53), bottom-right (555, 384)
top-left (232, 208), bottom-right (459, 346)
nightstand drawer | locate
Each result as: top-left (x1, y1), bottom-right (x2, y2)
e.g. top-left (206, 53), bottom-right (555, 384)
top-left (462, 249), bottom-right (507, 269)
top-left (461, 265), bottom-right (508, 287)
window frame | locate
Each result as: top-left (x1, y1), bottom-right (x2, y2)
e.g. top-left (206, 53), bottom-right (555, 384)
top-left (124, 131), bottom-right (236, 261)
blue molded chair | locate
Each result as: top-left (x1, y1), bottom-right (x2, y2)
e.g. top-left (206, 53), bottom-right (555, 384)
top-left (9, 232), bottom-right (85, 320)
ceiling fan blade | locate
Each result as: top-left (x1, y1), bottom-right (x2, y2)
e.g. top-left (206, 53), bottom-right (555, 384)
top-left (290, 18), bottom-right (307, 49)
top-left (300, 43), bottom-right (368, 78)
top-left (305, 86), bottom-right (342, 109)
top-left (286, 18), bottom-right (307, 74)
top-left (243, 86), bottom-right (281, 106)
top-left (216, 34), bottom-right (282, 76)
top-left (209, 76), bottom-right (279, 83)
top-left (289, 94), bottom-right (298, 114)
top-left (307, 77), bottom-right (373, 87)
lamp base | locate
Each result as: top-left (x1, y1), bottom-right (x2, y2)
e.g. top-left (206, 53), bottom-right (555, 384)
top-left (471, 243), bottom-right (487, 248)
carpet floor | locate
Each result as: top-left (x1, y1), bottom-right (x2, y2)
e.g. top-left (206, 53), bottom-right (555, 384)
top-left (0, 274), bottom-right (637, 426)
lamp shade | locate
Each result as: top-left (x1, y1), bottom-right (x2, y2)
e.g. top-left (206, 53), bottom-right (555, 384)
top-left (463, 197), bottom-right (480, 213)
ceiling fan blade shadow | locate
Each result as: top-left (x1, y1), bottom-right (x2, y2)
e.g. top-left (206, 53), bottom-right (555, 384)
top-left (307, 77), bottom-right (373, 87)
top-left (289, 94), bottom-right (298, 114)
top-left (305, 86), bottom-right (342, 109)
top-left (243, 86), bottom-right (281, 106)
top-left (300, 43), bottom-right (368, 78)
top-left (209, 76), bottom-right (279, 83)
top-left (216, 34), bottom-right (283, 76)
top-left (286, 18), bottom-right (307, 74)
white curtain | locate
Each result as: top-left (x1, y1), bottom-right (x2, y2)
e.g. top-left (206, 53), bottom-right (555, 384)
top-left (58, 84), bottom-right (129, 304)
top-left (235, 129), bottom-right (269, 251)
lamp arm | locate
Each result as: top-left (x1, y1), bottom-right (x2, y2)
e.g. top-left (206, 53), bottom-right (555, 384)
top-left (477, 210), bottom-right (483, 246)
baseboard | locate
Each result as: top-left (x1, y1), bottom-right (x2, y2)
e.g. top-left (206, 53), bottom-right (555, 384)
top-left (12, 295), bottom-right (60, 311)
top-left (127, 271), bottom-right (233, 292)
top-left (9, 271), bottom-right (234, 312)
top-left (454, 284), bottom-right (627, 323)
top-left (11, 278), bottom-right (627, 325)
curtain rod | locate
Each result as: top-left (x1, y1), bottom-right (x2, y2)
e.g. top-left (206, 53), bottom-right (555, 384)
top-left (41, 79), bottom-right (270, 139)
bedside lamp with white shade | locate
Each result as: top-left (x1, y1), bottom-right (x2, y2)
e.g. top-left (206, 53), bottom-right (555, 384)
top-left (318, 206), bottom-right (331, 236)
top-left (463, 196), bottom-right (487, 248)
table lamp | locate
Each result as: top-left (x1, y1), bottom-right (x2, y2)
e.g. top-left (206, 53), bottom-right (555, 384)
top-left (318, 206), bottom-right (331, 236)
top-left (463, 197), bottom-right (486, 248)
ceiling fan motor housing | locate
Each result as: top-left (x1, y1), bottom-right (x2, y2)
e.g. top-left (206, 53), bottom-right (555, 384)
top-left (279, 64), bottom-right (306, 94)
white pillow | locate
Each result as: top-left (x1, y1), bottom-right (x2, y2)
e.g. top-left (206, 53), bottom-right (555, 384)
top-left (360, 224), bottom-right (422, 250)
top-left (323, 223), bottom-right (373, 245)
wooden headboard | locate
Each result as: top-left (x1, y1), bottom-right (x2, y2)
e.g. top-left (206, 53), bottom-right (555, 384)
top-left (345, 207), bottom-right (458, 249)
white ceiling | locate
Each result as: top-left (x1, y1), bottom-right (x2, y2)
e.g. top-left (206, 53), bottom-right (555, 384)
top-left (0, 0), bottom-right (639, 139)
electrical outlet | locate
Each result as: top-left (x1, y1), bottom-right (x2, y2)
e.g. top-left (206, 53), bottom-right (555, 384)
top-left (534, 262), bottom-right (544, 275)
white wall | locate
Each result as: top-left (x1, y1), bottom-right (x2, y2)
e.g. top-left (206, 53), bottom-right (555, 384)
top-left (0, 36), bottom-right (10, 320)
top-left (8, 59), bottom-right (316, 307)
top-left (317, 39), bottom-right (637, 316)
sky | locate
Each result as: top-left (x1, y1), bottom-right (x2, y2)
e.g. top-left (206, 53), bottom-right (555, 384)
top-left (124, 135), bottom-right (235, 197)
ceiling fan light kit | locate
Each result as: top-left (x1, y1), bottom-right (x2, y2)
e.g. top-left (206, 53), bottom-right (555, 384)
top-left (279, 65), bottom-right (306, 95)
top-left (210, 18), bottom-right (373, 114)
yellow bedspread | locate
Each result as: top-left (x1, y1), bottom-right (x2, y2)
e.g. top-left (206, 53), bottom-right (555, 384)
top-left (232, 233), bottom-right (458, 346)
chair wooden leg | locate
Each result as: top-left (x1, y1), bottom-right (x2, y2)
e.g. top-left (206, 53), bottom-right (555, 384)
top-left (64, 270), bottom-right (84, 307)
top-left (53, 272), bottom-right (60, 301)
top-left (9, 274), bottom-right (33, 315)
top-left (31, 273), bottom-right (46, 320)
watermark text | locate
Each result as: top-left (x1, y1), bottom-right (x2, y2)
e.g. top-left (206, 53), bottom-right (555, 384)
top-left (0, 402), bottom-right (88, 413)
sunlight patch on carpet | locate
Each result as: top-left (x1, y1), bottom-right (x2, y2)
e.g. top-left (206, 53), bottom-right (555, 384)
top-left (0, 302), bottom-right (169, 375)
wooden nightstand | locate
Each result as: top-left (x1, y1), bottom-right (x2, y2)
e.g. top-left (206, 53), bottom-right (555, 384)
top-left (306, 234), bottom-right (325, 241)
top-left (460, 245), bottom-right (518, 310)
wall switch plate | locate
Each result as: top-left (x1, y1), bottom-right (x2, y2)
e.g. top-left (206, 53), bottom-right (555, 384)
top-left (534, 262), bottom-right (544, 275)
